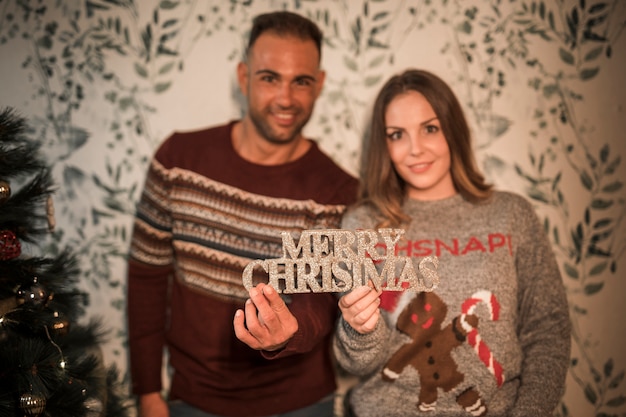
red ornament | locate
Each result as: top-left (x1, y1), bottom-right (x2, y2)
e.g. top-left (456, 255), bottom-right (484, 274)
top-left (0, 230), bottom-right (21, 260)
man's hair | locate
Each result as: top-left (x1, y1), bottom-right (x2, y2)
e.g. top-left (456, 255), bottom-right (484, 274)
top-left (246, 11), bottom-right (323, 62)
top-left (360, 69), bottom-right (493, 227)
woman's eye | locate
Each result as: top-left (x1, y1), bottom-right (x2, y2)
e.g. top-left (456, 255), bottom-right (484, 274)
top-left (425, 125), bottom-right (440, 134)
top-left (386, 130), bottom-right (403, 141)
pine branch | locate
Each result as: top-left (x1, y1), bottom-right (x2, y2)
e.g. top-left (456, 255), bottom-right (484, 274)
top-left (0, 169), bottom-right (55, 242)
top-left (0, 108), bottom-right (46, 179)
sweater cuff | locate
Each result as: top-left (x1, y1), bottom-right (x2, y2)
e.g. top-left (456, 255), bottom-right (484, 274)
top-left (259, 326), bottom-right (306, 359)
top-left (340, 317), bottom-right (387, 346)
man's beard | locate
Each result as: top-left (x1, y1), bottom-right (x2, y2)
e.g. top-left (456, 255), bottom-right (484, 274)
top-left (248, 106), bottom-right (311, 145)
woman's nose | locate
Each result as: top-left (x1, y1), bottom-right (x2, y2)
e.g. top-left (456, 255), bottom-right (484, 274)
top-left (409, 134), bottom-right (423, 156)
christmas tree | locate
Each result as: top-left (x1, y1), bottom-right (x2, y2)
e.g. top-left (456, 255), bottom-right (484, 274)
top-left (0, 108), bottom-right (131, 417)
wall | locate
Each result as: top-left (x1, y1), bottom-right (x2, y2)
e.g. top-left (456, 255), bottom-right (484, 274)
top-left (0, 1), bottom-right (624, 416)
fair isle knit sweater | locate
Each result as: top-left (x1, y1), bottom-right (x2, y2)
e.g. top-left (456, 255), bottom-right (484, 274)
top-left (127, 121), bottom-right (358, 417)
top-left (334, 192), bottom-right (571, 417)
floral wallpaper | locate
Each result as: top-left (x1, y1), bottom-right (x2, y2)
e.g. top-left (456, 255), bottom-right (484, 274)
top-left (0, 0), bottom-right (624, 416)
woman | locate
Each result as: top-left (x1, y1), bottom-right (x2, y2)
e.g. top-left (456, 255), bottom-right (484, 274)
top-left (334, 69), bottom-right (571, 417)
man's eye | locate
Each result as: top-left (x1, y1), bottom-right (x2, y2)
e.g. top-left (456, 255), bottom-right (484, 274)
top-left (261, 75), bottom-right (276, 82)
top-left (295, 78), bottom-right (313, 87)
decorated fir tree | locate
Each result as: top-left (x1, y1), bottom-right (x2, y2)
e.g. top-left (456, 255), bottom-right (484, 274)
top-left (0, 108), bottom-right (130, 417)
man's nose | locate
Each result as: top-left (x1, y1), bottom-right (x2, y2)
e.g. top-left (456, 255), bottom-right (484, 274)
top-left (275, 82), bottom-right (295, 107)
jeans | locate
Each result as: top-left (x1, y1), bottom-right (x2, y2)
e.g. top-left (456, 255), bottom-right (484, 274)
top-left (168, 394), bottom-right (335, 417)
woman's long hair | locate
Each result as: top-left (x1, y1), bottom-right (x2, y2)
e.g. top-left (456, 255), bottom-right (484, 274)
top-left (359, 69), bottom-right (492, 227)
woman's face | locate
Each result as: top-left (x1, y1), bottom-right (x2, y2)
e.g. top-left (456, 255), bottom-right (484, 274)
top-left (384, 91), bottom-right (456, 201)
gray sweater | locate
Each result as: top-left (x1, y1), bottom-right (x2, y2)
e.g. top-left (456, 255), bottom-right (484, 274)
top-left (334, 192), bottom-right (571, 417)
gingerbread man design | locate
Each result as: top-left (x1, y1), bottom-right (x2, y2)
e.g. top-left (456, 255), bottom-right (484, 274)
top-left (382, 290), bottom-right (504, 415)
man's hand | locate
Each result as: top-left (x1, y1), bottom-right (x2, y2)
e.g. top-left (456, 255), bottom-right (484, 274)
top-left (338, 284), bottom-right (382, 334)
top-left (233, 283), bottom-right (298, 351)
top-left (139, 392), bottom-right (168, 417)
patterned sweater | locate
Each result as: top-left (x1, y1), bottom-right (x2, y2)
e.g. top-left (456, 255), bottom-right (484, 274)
top-left (334, 192), bottom-right (571, 417)
top-left (127, 121), bottom-right (358, 417)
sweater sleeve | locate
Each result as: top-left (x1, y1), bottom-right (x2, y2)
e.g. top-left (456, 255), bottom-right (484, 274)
top-left (333, 316), bottom-right (392, 376)
top-left (261, 292), bottom-right (339, 359)
top-left (127, 157), bottom-right (174, 395)
top-left (510, 199), bottom-right (571, 416)
top-left (127, 260), bottom-right (171, 395)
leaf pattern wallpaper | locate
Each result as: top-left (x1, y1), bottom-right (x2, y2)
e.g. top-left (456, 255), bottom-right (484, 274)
top-left (0, 0), bottom-right (624, 415)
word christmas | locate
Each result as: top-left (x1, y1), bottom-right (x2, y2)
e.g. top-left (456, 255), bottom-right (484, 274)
top-left (242, 229), bottom-right (440, 294)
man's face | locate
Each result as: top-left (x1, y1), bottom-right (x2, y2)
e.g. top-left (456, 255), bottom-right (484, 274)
top-left (237, 32), bottom-right (325, 145)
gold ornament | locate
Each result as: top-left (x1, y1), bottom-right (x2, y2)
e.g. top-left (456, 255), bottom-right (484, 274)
top-left (0, 316), bottom-right (9, 342)
top-left (51, 311), bottom-right (70, 335)
top-left (0, 180), bottom-right (10, 203)
top-left (19, 392), bottom-right (46, 416)
top-left (46, 196), bottom-right (55, 232)
top-left (84, 397), bottom-right (104, 417)
top-left (16, 277), bottom-right (49, 306)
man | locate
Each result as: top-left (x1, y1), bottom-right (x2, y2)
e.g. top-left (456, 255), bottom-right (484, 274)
top-left (127, 10), bottom-right (358, 417)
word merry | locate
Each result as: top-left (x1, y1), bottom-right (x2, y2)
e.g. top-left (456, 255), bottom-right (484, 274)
top-left (242, 229), bottom-right (440, 294)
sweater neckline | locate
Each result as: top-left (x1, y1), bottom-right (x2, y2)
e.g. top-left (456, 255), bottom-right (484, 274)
top-left (226, 120), bottom-right (317, 170)
top-left (403, 193), bottom-right (465, 211)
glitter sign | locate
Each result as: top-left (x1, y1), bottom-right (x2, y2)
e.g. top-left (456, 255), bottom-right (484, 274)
top-left (242, 229), bottom-right (440, 294)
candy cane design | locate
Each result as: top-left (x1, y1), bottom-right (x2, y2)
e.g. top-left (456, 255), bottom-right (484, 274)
top-left (460, 290), bottom-right (505, 387)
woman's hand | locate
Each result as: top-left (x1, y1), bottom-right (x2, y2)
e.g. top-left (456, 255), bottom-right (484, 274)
top-left (338, 284), bottom-right (382, 334)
